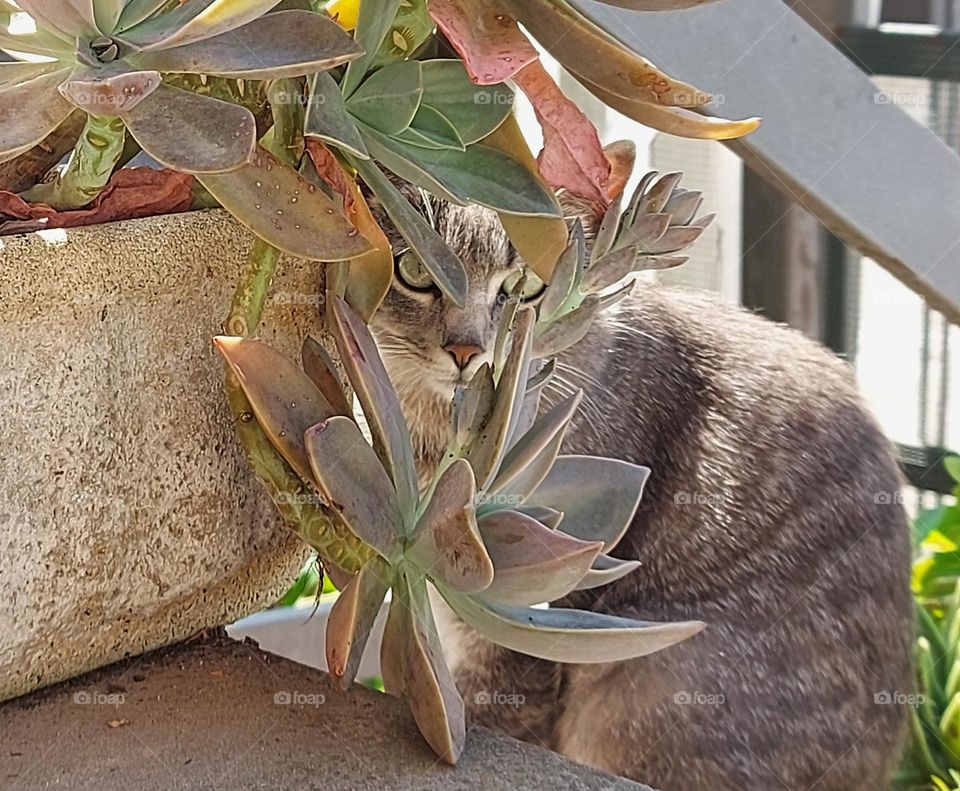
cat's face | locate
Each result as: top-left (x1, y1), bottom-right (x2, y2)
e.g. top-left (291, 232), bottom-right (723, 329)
top-left (369, 193), bottom-right (544, 406)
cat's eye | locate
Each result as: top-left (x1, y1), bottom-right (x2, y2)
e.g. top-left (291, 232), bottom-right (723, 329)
top-left (395, 250), bottom-right (435, 293)
top-left (501, 270), bottom-right (546, 302)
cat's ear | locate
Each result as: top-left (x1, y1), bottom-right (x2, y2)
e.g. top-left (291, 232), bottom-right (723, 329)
top-left (604, 140), bottom-right (636, 202)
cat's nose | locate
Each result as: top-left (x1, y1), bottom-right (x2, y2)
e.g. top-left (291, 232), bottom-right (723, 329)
top-left (444, 342), bottom-right (483, 370)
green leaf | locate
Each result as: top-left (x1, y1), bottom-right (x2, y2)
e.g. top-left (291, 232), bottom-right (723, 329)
top-left (135, 11), bottom-right (362, 78)
top-left (115, 0), bottom-right (170, 32)
top-left (476, 509), bottom-right (602, 606)
top-left (533, 294), bottom-right (601, 358)
top-left (529, 455), bottom-right (649, 551)
top-left (395, 105), bottom-right (465, 151)
top-left (346, 60), bottom-right (423, 136)
top-left (328, 297), bottom-right (420, 523)
top-left (198, 147), bottom-right (371, 261)
top-left (419, 60), bottom-right (513, 145)
top-left (341, 0), bottom-right (403, 97)
top-left (213, 337), bottom-right (337, 484)
top-left (305, 71), bottom-right (369, 159)
top-left (305, 416), bottom-right (404, 560)
top-left (408, 459), bottom-right (493, 593)
top-left (123, 82), bottom-right (255, 172)
top-left (538, 223), bottom-right (583, 321)
top-left (361, 125), bottom-right (562, 217)
top-left (350, 155), bottom-right (468, 307)
top-left (946, 456), bottom-right (960, 485)
top-left (443, 591), bottom-right (703, 663)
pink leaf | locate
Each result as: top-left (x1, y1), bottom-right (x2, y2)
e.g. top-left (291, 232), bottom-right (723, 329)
top-left (514, 60), bottom-right (611, 206)
top-left (428, 0), bottom-right (538, 85)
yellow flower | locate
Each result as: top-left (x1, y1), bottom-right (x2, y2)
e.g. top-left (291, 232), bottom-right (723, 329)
top-left (326, 0), bottom-right (360, 30)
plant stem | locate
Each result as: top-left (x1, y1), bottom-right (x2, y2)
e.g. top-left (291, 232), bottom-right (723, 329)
top-left (222, 76), bottom-right (374, 574)
top-left (19, 113), bottom-right (125, 210)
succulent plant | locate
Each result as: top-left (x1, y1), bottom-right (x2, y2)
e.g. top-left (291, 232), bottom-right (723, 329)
top-left (533, 165), bottom-right (714, 359)
top-left (0, 0), bottom-right (374, 259)
top-left (215, 293), bottom-right (703, 764)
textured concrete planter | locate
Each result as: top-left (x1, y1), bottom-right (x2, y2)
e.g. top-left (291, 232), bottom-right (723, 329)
top-left (0, 210), bottom-right (318, 701)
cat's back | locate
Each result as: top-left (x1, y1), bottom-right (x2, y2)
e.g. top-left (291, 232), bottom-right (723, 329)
top-left (558, 283), bottom-right (911, 621)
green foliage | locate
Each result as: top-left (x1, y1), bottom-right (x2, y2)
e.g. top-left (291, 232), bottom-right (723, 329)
top-left (896, 458), bottom-right (960, 790)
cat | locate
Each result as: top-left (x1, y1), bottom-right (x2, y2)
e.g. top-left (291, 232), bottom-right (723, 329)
top-left (364, 150), bottom-right (914, 790)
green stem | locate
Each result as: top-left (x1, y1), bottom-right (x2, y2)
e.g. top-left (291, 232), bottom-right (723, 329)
top-left (20, 113), bottom-right (125, 211)
top-left (222, 77), bottom-right (374, 574)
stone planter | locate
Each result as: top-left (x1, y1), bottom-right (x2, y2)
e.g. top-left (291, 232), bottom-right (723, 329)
top-left (0, 209), bottom-right (320, 701)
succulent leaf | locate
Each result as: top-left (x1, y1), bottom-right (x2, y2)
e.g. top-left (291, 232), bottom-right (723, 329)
top-left (408, 459), bottom-right (494, 593)
top-left (427, 0), bottom-right (538, 85)
top-left (115, 0), bottom-right (170, 33)
top-left (592, 194), bottom-right (622, 261)
top-left (418, 60), bottom-right (513, 145)
top-left (301, 337), bottom-right (354, 418)
top-left (513, 505), bottom-right (564, 529)
top-left (505, 0), bottom-right (707, 109)
top-left (582, 246), bottom-right (638, 291)
top-left (346, 60), bottom-right (423, 136)
top-left (214, 336), bottom-right (337, 484)
top-left (14, 0), bottom-right (96, 37)
top-left (325, 556), bottom-right (391, 687)
top-left (593, 0), bottom-right (720, 7)
top-left (662, 187), bottom-right (704, 226)
top-left (482, 114), bottom-right (567, 284)
top-left (341, 0), bottom-right (403, 97)
top-left (379, 582), bottom-right (407, 696)
top-left (134, 11), bottom-right (362, 78)
top-left (305, 416), bottom-right (404, 561)
top-left (0, 60), bottom-right (62, 88)
top-left (350, 155), bottom-right (469, 307)
top-left (513, 59), bottom-right (610, 204)
top-left (395, 105), bottom-right (465, 151)
top-left (467, 308), bottom-right (535, 490)
top-left (575, 554), bottom-right (642, 591)
top-left (476, 509), bottom-right (603, 606)
top-left (93, 0), bottom-right (126, 33)
top-left (328, 297), bottom-right (420, 523)
top-left (360, 125), bottom-right (563, 218)
top-left (444, 591), bottom-right (704, 663)
top-left (644, 225), bottom-right (707, 254)
top-left (528, 455), bottom-right (649, 551)
top-left (124, 0), bottom-right (286, 51)
top-left (538, 222), bottom-right (585, 321)
top-left (0, 69), bottom-right (75, 162)
top-left (454, 364), bottom-right (495, 449)
top-left (122, 81), bottom-right (259, 172)
top-left (533, 293), bottom-right (599, 359)
top-left (402, 573), bottom-right (466, 765)
top-left (305, 71), bottom-right (369, 159)
top-left (490, 391), bottom-right (581, 496)
top-left (199, 147), bottom-right (372, 261)
top-left (583, 76), bottom-right (761, 140)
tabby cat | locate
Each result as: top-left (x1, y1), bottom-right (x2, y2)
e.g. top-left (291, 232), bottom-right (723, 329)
top-left (364, 149), bottom-right (913, 790)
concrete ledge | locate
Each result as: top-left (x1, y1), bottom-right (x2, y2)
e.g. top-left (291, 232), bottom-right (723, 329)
top-left (0, 631), bottom-right (650, 790)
